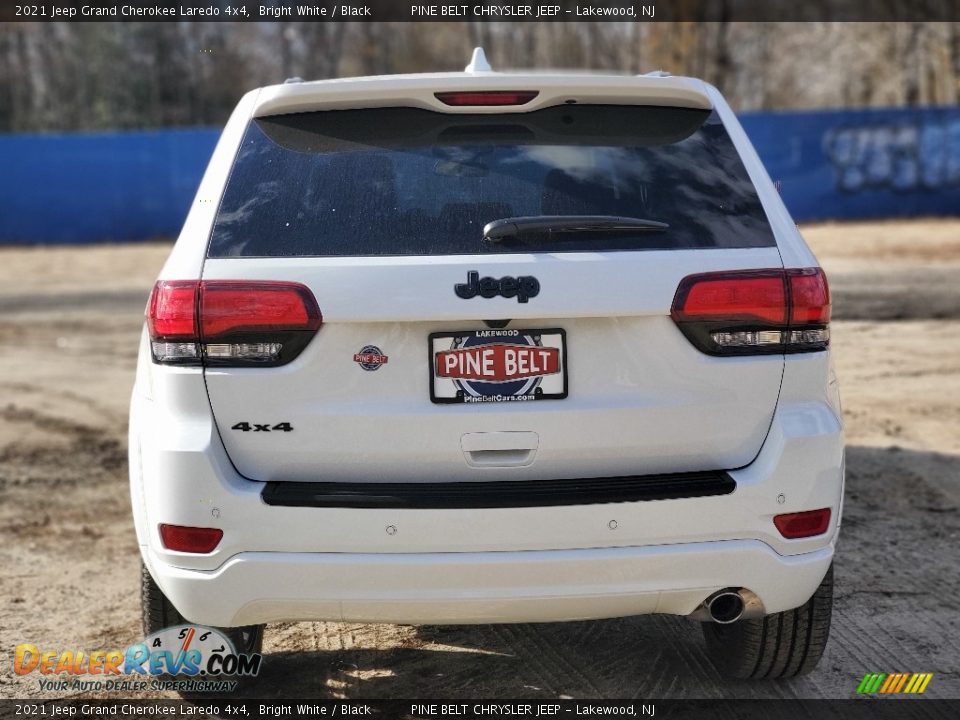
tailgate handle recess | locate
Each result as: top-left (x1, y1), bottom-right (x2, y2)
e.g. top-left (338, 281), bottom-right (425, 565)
top-left (461, 432), bottom-right (539, 468)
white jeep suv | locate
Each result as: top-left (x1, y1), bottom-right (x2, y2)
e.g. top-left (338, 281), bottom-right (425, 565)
top-left (130, 51), bottom-right (843, 679)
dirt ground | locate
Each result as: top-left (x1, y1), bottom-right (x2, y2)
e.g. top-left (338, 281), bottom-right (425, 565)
top-left (1, 220), bottom-right (958, 701)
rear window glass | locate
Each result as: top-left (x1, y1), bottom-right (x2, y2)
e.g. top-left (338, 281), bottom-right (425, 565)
top-left (208, 105), bottom-right (775, 258)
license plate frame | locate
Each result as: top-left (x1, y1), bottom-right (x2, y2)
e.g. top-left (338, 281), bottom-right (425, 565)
top-left (429, 328), bottom-right (567, 405)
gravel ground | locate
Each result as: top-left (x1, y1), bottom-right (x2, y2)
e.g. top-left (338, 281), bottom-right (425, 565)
top-left (0, 220), bottom-right (958, 701)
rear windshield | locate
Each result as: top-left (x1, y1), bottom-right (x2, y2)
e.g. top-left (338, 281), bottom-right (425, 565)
top-left (208, 105), bottom-right (775, 258)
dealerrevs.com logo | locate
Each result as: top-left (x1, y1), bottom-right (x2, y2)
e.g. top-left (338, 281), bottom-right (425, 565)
top-left (14, 625), bottom-right (261, 693)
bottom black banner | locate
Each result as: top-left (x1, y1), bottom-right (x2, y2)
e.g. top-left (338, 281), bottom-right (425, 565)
top-left (3, 699), bottom-right (958, 720)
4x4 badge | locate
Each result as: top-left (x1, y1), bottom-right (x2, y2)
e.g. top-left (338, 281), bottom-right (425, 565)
top-left (455, 271), bottom-right (540, 303)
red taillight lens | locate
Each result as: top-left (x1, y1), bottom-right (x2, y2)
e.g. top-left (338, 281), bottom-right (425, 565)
top-left (200, 282), bottom-right (321, 337)
top-left (434, 90), bottom-right (539, 106)
top-left (672, 271), bottom-right (787, 325)
top-left (146, 280), bottom-right (321, 366)
top-left (788, 268), bottom-right (831, 325)
top-left (147, 281), bottom-right (198, 339)
top-left (159, 524), bottom-right (223, 553)
top-left (774, 508), bottom-right (832, 539)
top-left (671, 268), bottom-right (830, 355)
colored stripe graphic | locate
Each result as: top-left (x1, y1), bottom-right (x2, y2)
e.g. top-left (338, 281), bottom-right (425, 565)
top-left (858, 672), bottom-right (932, 694)
top-left (907, 673), bottom-right (933, 694)
top-left (879, 674), bottom-right (897, 693)
top-left (859, 673), bottom-right (881, 693)
top-left (893, 673), bottom-right (909, 693)
top-left (904, 674), bottom-right (921, 693)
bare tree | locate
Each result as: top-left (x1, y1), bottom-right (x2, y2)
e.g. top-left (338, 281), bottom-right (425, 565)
top-left (1, 21), bottom-right (958, 131)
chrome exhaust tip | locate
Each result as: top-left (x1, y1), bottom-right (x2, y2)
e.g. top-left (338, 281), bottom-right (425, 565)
top-left (688, 588), bottom-right (764, 623)
top-left (706, 590), bottom-right (745, 624)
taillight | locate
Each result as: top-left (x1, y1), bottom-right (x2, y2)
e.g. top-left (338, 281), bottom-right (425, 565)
top-left (147, 281), bottom-right (200, 363)
top-left (434, 90), bottom-right (539, 106)
top-left (671, 268), bottom-right (830, 355)
top-left (147, 280), bottom-right (322, 366)
top-left (788, 268), bottom-right (831, 325)
top-left (159, 524), bottom-right (223, 553)
top-left (774, 508), bottom-right (832, 539)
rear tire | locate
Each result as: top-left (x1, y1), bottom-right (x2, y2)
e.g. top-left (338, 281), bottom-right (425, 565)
top-left (701, 563), bottom-right (833, 679)
top-left (140, 562), bottom-right (264, 655)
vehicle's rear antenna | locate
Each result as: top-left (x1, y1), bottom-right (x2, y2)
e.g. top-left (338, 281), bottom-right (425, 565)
top-left (465, 47), bottom-right (493, 73)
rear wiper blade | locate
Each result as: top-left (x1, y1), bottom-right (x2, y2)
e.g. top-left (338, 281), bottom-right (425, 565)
top-left (483, 215), bottom-right (669, 242)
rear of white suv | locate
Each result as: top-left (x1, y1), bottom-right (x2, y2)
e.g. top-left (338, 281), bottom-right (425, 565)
top-left (129, 58), bottom-right (843, 679)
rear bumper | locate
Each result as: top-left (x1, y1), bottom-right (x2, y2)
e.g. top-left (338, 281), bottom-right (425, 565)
top-left (130, 352), bottom-right (844, 627)
top-left (146, 540), bottom-right (834, 627)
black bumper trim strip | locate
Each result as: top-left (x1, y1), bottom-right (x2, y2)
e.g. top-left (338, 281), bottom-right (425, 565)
top-left (261, 472), bottom-right (736, 509)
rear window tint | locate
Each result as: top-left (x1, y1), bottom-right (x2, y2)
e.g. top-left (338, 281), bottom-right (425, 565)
top-left (208, 105), bottom-right (775, 258)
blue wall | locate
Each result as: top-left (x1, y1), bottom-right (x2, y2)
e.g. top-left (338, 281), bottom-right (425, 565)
top-left (2, 106), bottom-right (959, 244)
top-left (0, 129), bottom-right (218, 244)
top-left (740, 106), bottom-right (960, 223)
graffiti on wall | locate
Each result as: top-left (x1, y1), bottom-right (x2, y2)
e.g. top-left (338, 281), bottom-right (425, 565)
top-left (823, 119), bottom-right (960, 192)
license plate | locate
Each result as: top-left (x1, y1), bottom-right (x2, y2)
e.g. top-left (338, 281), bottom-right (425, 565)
top-left (429, 328), bottom-right (567, 404)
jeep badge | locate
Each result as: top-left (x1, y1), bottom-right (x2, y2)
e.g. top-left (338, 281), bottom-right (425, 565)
top-left (454, 271), bottom-right (541, 303)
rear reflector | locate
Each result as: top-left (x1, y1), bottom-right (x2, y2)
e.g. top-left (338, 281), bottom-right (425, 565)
top-left (671, 268), bottom-right (830, 355)
top-left (434, 90), bottom-right (539, 106)
top-left (147, 280), bottom-right (322, 366)
top-left (159, 524), bottom-right (223, 553)
top-left (774, 508), bottom-right (832, 539)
